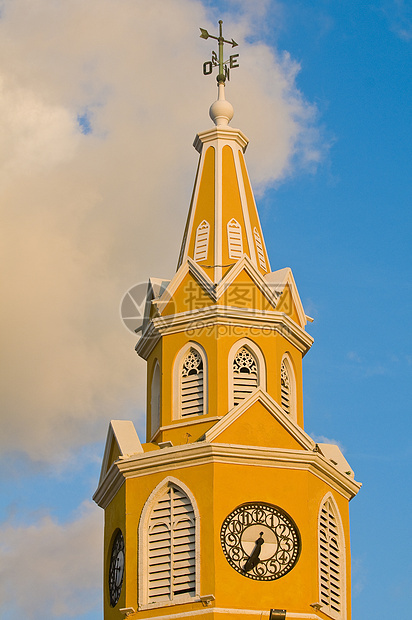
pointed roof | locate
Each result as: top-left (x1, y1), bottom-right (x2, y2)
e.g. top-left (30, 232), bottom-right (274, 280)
top-left (98, 420), bottom-right (143, 486)
top-left (177, 83), bottom-right (270, 284)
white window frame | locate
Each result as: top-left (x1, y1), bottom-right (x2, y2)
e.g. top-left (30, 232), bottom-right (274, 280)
top-left (150, 360), bottom-right (161, 440)
top-left (318, 492), bottom-right (347, 620)
top-left (173, 343), bottom-right (208, 420)
top-left (138, 477), bottom-right (201, 610)
top-left (228, 338), bottom-right (266, 410)
top-left (253, 227), bottom-right (267, 272)
top-left (280, 353), bottom-right (297, 422)
top-left (194, 220), bottom-right (210, 262)
top-left (227, 218), bottom-right (243, 260)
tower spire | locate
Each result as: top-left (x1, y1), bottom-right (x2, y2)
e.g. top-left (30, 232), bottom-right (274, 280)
top-left (178, 22), bottom-right (269, 282)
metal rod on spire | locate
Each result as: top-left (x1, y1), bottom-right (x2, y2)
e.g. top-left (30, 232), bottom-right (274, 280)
top-left (200, 20), bottom-right (239, 86)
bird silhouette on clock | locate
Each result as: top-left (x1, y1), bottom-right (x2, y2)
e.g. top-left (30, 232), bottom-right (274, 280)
top-left (244, 531), bottom-right (265, 572)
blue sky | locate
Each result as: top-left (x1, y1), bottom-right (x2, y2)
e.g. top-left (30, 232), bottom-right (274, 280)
top-left (1, 0), bottom-right (411, 618)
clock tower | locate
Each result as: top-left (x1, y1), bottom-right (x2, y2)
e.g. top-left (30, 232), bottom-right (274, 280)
top-left (94, 23), bottom-right (361, 620)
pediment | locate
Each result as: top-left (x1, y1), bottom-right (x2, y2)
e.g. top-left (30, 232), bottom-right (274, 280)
top-left (205, 388), bottom-right (315, 451)
top-left (98, 420), bottom-right (143, 486)
top-left (264, 268), bottom-right (308, 327)
top-left (153, 255), bottom-right (282, 316)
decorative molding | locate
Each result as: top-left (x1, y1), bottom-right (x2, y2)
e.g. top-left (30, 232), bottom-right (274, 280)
top-left (93, 440), bottom-right (361, 510)
top-left (193, 126), bottom-right (249, 154)
top-left (136, 303), bottom-right (314, 361)
top-left (127, 608), bottom-right (321, 620)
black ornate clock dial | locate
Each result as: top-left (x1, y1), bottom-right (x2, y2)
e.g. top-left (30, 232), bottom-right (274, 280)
top-left (220, 502), bottom-right (301, 581)
top-left (109, 530), bottom-right (125, 606)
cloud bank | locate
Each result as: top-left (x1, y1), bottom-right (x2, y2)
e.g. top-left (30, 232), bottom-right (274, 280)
top-left (0, 502), bottom-right (101, 619)
top-left (0, 0), bottom-right (322, 464)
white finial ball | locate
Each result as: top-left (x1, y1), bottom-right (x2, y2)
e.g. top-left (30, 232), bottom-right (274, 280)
top-left (209, 97), bottom-right (234, 126)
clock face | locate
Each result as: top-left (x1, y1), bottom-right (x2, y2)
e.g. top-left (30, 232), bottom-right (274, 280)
top-left (109, 530), bottom-right (125, 606)
top-left (220, 502), bottom-right (301, 581)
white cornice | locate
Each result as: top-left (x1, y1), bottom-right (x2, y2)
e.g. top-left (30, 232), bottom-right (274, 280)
top-left (93, 441), bottom-right (361, 510)
top-left (135, 304), bottom-right (314, 360)
top-left (193, 127), bottom-right (249, 153)
top-left (125, 607), bottom-right (321, 620)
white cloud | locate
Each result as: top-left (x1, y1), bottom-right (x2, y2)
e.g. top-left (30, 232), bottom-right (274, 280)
top-left (381, 0), bottom-right (412, 41)
top-left (347, 351), bottom-right (362, 363)
top-left (0, 0), bottom-right (323, 464)
top-left (0, 502), bottom-right (102, 619)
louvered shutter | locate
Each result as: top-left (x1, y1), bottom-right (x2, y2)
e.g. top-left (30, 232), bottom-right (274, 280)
top-left (319, 499), bottom-right (342, 617)
top-left (233, 347), bottom-right (258, 406)
top-left (194, 220), bottom-right (210, 262)
top-left (280, 360), bottom-right (291, 414)
top-left (148, 485), bottom-right (196, 603)
top-left (171, 488), bottom-right (196, 597)
top-left (253, 227), bottom-right (267, 271)
top-left (181, 348), bottom-right (203, 417)
top-left (227, 218), bottom-right (243, 260)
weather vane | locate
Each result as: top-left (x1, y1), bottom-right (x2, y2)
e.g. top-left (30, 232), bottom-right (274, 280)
top-left (200, 20), bottom-right (239, 84)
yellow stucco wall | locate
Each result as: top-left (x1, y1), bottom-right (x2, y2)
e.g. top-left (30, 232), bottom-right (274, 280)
top-left (103, 450), bottom-right (352, 620)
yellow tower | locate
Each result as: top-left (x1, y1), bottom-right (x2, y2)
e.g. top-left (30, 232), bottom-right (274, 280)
top-left (94, 23), bottom-right (361, 620)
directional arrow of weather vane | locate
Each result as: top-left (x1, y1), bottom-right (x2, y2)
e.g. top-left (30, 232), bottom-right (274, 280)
top-left (200, 20), bottom-right (239, 83)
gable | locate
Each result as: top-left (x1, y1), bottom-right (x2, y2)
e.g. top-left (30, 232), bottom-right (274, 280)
top-left (276, 284), bottom-right (300, 325)
top-left (98, 420), bottom-right (143, 485)
top-left (217, 268), bottom-right (276, 312)
top-left (264, 268), bottom-right (307, 327)
top-left (162, 271), bottom-right (214, 315)
top-left (205, 389), bottom-right (315, 452)
top-left (212, 399), bottom-right (304, 450)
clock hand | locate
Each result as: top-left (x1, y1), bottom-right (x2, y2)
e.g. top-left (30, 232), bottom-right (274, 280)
top-left (244, 532), bottom-right (264, 572)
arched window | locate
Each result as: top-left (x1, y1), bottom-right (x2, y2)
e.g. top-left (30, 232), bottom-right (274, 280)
top-left (150, 361), bottom-right (160, 438)
top-left (227, 218), bottom-right (243, 259)
top-left (318, 495), bottom-right (345, 619)
top-left (253, 227), bottom-right (267, 272)
top-left (139, 479), bottom-right (199, 608)
top-left (232, 347), bottom-right (258, 406)
top-left (228, 340), bottom-right (266, 410)
top-left (194, 220), bottom-right (210, 262)
top-left (181, 348), bottom-right (204, 417)
top-left (280, 355), bottom-right (297, 421)
top-left (173, 344), bottom-right (207, 419)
